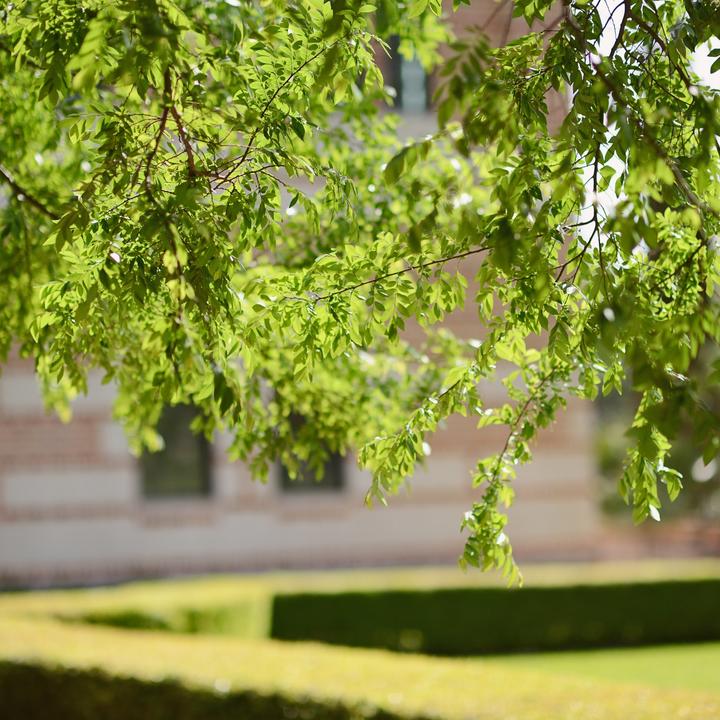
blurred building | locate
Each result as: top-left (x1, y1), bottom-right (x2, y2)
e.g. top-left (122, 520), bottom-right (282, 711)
top-left (0, 351), bottom-right (609, 587)
top-left (0, 2), bottom-right (715, 587)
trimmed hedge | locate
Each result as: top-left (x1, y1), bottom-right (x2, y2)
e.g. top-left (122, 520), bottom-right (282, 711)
top-left (61, 577), bottom-right (720, 655)
top-left (75, 603), bottom-right (256, 635)
top-left (271, 579), bottom-right (720, 655)
top-left (2, 578), bottom-right (720, 720)
top-left (0, 662), bottom-right (424, 720)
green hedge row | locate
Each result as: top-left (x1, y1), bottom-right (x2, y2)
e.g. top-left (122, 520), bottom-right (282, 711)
top-left (75, 604), bottom-right (250, 635)
top-left (66, 594), bottom-right (268, 637)
top-left (63, 577), bottom-right (720, 656)
top-left (0, 662), bottom-right (425, 720)
top-left (270, 579), bottom-right (720, 655)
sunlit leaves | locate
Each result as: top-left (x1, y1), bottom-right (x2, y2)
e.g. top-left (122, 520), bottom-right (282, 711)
top-left (0, 0), bottom-right (718, 580)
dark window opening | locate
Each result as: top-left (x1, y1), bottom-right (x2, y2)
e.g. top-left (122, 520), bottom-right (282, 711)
top-left (388, 35), bottom-right (430, 113)
top-left (279, 453), bottom-right (345, 493)
top-left (278, 412), bottom-right (345, 493)
top-left (141, 405), bottom-right (212, 499)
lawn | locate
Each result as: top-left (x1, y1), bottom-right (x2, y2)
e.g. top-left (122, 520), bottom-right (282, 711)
top-left (491, 641), bottom-right (720, 694)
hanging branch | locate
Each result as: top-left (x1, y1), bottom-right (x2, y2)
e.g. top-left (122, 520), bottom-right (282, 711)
top-left (313, 246), bottom-right (492, 303)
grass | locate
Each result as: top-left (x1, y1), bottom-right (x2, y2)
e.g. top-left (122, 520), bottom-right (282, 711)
top-left (491, 641), bottom-right (720, 694)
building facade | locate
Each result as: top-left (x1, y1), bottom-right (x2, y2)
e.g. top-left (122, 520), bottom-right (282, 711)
top-left (0, 2), bottom-right (712, 587)
top-left (0, 350), bottom-right (606, 587)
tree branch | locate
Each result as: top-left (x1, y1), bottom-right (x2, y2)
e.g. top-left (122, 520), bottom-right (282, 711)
top-left (627, 8), bottom-right (694, 91)
top-left (622, 42), bottom-right (690, 107)
top-left (237, 39), bottom-right (342, 167)
top-left (143, 69), bottom-right (173, 191)
top-left (609, 0), bottom-right (630, 58)
top-left (488, 366), bottom-right (558, 486)
top-left (562, 5), bottom-right (715, 220)
top-left (314, 246), bottom-right (492, 303)
top-left (170, 105), bottom-right (198, 178)
top-left (0, 165), bottom-right (59, 220)
top-left (482, 0), bottom-right (513, 36)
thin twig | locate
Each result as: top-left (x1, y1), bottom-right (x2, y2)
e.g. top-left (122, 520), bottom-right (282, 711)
top-left (563, 5), bottom-right (715, 220)
top-left (481, 0), bottom-right (513, 35)
top-left (237, 39), bottom-right (341, 167)
top-left (488, 366), bottom-right (558, 485)
top-left (170, 105), bottom-right (198, 178)
top-left (314, 246), bottom-right (492, 303)
top-left (622, 42), bottom-right (690, 107)
top-left (500, 1), bottom-right (514, 46)
top-left (609, 0), bottom-right (629, 58)
top-left (142, 68), bottom-right (173, 191)
top-left (627, 8), bottom-right (693, 91)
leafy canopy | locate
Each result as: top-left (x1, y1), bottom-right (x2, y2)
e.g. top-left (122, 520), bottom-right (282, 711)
top-left (0, 0), bottom-right (719, 580)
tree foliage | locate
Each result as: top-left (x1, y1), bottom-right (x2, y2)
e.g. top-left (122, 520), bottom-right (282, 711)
top-left (0, 0), bottom-right (718, 580)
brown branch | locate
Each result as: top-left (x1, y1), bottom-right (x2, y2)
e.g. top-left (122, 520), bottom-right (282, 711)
top-left (0, 165), bottom-right (59, 220)
top-left (600, 0), bottom-right (625, 40)
top-left (500, 1), bottom-right (514, 46)
top-left (609, 0), bottom-right (630, 58)
top-left (540, 11), bottom-right (567, 38)
top-left (555, 135), bottom-right (603, 286)
top-left (562, 6), bottom-right (715, 220)
top-left (555, 228), bottom-right (595, 283)
top-left (237, 39), bottom-right (342, 167)
top-left (314, 246), bottom-right (492, 303)
top-left (605, 69), bottom-right (710, 216)
top-left (137, 69), bottom-right (186, 292)
top-left (622, 42), bottom-right (690, 107)
top-left (562, 5), bottom-right (711, 299)
top-left (626, 8), bottom-right (693, 91)
top-left (588, 128), bottom-right (610, 299)
top-left (646, 240), bottom-right (705, 295)
top-left (209, 163), bottom-right (279, 192)
top-left (143, 68), bottom-right (173, 191)
top-left (170, 105), bottom-right (198, 178)
top-left (488, 366), bottom-right (558, 486)
top-left (481, 0), bottom-right (512, 36)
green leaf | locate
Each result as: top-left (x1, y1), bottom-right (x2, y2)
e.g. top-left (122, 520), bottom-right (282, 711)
top-left (407, 0), bottom-right (429, 19)
top-left (384, 148), bottom-right (407, 185)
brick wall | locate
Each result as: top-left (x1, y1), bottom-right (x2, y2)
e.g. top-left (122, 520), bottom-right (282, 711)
top-left (0, 350), bottom-right (607, 587)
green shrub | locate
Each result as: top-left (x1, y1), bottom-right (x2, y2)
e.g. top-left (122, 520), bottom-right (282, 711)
top-left (74, 604), bottom-right (257, 636)
top-left (0, 662), bottom-right (424, 720)
top-left (76, 609), bottom-right (174, 632)
top-left (51, 575), bottom-right (720, 655)
top-left (270, 579), bottom-right (720, 654)
top-left (1, 613), bottom-right (719, 719)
